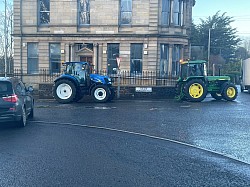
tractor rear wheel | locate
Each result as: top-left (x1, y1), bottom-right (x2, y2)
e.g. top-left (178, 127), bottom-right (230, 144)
top-left (222, 83), bottom-right (238, 101)
top-left (184, 79), bottom-right (207, 102)
top-left (91, 85), bottom-right (110, 103)
top-left (210, 92), bottom-right (223, 100)
top-left (53, 79), bottom-right (76, 104)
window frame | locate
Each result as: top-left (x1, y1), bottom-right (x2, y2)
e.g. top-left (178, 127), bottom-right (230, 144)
top-left (172, 44), bottom-right (181, 76)
top-left (120, 0), bottom-right (132, 25)
top-left (49, 43), bottom-right (61, 74)
top-left (38, 0), bottom-right (50, 25)
top-left (107, 43), bottom-right (120, 75)
top-left (130, 43), bottom-right (143, 75)
top-left (27, 43), bottom-right (39, 74)
top-left (160, 44), bottom-right (169, 76)
top-left (172, 0), bottom-right (184, 26)
top-left (161, 0), bottom-right (171, 26)
top-left (78, 0), bottom-right (90, 25)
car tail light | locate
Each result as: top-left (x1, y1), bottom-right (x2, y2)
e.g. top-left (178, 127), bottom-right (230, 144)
top-left (2, 94), bottom-right (18, 103)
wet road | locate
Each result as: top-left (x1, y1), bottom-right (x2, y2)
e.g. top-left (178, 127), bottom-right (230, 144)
top-left (34, 91), bottom-right (250, 164)
top-left (0, 91), bottom-right (250, 186)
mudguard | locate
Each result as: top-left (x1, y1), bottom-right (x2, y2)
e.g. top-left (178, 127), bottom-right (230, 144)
top-left (54, 75), bottom-right (80, 87)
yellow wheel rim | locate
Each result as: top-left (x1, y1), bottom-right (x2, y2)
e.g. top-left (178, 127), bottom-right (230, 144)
top-left (227, 87), bottom-right (236, 98)
top-left (189, 83), bottom-right (204, 98)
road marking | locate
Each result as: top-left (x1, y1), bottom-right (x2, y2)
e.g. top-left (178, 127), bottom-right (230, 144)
top-left (32, 120), bottom-right (250, 166)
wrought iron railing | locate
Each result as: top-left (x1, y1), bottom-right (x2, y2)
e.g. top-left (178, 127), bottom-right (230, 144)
top-left (3, 69), bottom-right (178, 87)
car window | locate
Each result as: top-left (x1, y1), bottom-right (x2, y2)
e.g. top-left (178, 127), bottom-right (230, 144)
top-left (0, 81), bottom-right (13, 96)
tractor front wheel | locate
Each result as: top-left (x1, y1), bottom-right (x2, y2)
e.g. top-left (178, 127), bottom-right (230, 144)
top-left (92, 85), bottom-right (110, 103)
top-left (184, 79), bottom-right (207, 102)
top-left (222, 83), bottom-right (238, 101)
top-left (53, 79), bottom-right (76, 104)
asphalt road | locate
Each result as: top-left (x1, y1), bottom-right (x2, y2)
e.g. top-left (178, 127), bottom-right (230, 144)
top-left (0, 92), bottom-right (250, 186)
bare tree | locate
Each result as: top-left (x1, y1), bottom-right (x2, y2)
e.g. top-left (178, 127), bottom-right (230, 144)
top-left (0, 0), bottom-right (13, 73)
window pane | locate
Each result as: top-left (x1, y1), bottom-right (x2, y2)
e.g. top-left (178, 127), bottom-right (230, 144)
top-left (40, 0), bottom-right (50, 11)
top-left (173, 0), bottom-right (182, 26)
top-left (107, 44), bottom-right (119, 74)
top-left (121, 12), bottom-right (132, 24)
top-left (172, 45), bottom-right (181, 76)
top-left (121, 0), bottom-right (132, 11)
top-left (27, 43), bottom-right (39, 74)
top-left (120, 0), bottom-right (132, 25)
top-left (130, 44), bottom-right (143, 74)
top-left (50, 43), bottom-right (61, 73)
top-left (79, 0), bottom-right (90, 25)
top-left (162, 0), bottom-right (170, 25)
top-left (39, 0), bottom-right (50, 25)
top-left (160, 44), bottom-right (169, 76)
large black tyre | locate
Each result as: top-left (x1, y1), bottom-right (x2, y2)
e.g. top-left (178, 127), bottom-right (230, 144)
top-left (18, 105), bottom-right (27, 128)
top-left (222, 83), bottom-right (238, 101)
top-left (74, 89), bottom-right (84, 102)
top-left (210, 92), bottom-right (223, 100)
top-left (108, 87), bottom-right (115, 101)
top-left (29, 101), bottom-right (34, 119)
top-left (184, 79), bottom-right (207, 102)
top-left (91, 85), bottom-right (110, 103)
top-left (53, 79), bottom-right (76, 104)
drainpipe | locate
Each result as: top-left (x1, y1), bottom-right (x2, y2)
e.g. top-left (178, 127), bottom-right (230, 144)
top-left (4, 0), bottom-right (7, 77)
top-left (96, 43), bottom-right (99, 72)
top-left (20, 0), bottom-right (23, 81)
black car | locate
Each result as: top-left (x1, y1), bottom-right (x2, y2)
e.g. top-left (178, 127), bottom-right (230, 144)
top-left (0, 77), bottom-right (34, 127)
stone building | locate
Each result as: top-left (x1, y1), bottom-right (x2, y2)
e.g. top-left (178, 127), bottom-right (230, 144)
top-left (13, 0), bottom-right (195, 78)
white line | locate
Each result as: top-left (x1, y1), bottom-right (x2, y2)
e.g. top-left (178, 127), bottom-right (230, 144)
top-left (32, 120), bottom-right (250, 166)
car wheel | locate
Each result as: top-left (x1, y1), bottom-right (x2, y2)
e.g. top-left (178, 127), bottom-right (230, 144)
top-left (91, 85), bottom-right (110, 103)
top-left (222, 83), bottom-right (238, 101)
top-left (184, 79), bottom-right (207, 102)
top-left (53, 79), bottom-right (76, 104)
top-left (18, 106), bottom-right (27, 127)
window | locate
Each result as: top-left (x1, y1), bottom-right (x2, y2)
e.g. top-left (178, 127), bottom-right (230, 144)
top-left (49, 43), bottom-right (61, 73)
top-left (173, 0), bottom-right (183, 26)
top-left (120, 0), bottom-right (132, 25)
top-left (78, 0), bottom-right (90, 25)
top-left (130, 44), bottom-right (143, 75)
top-left (172, 45), bottom-right (181, 76)
top-left (107, 44), bottom-right (120, 74)
top-left (162, 0), bottom-right (170, 25)
top-left (39, 0), bottom-right (50, 25)
top-left (160, 44), bottom-right (169, 76)
top-left (27, 43), bottom-right (39, 74)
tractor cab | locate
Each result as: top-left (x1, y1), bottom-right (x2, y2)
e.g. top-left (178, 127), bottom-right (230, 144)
top-left (64, 62), bottom-right (90, 85)
top-left (179, 60), bottom-right (207, 80)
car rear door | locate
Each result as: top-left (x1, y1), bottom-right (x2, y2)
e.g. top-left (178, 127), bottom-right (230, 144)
top-left (15, 81), bottom-right (33, 114)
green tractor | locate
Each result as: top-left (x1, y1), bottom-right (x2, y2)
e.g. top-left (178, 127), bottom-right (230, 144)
top-left (175, 60), bottom-right (238, 102)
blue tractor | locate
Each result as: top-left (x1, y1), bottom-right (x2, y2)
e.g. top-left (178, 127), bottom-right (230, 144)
top-left (53, 62), bottom-right (114, 103)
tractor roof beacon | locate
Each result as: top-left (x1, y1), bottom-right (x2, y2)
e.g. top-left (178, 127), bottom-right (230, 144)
top-left (53, 62), bottom-right (115, 104)
top-left (175, 60), bottom-right (238, 102)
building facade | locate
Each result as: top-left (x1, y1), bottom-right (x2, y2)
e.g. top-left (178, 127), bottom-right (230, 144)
top-left (13, 0), bottom-right (195, 79)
